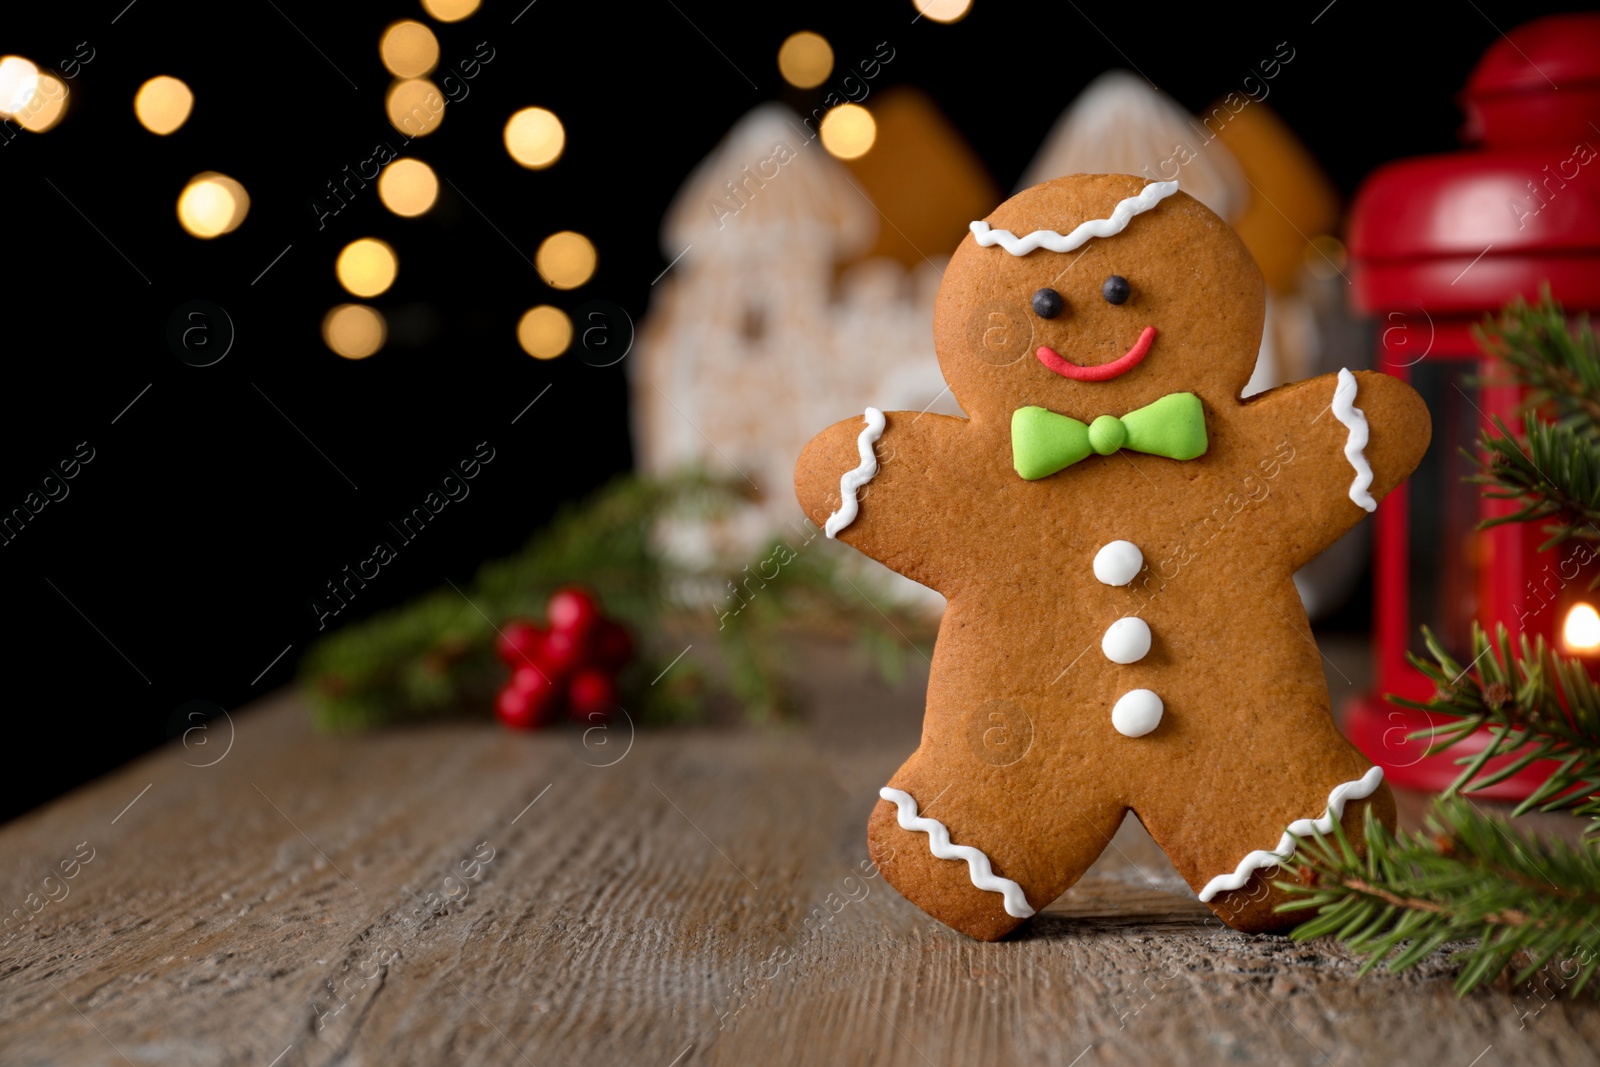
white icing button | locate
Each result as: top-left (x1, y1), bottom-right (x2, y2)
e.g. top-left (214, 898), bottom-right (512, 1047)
top-left (1093, 540), bottom-right (1143, 586)
top-left (1101, 616), bottom-right (1152, 664)
top-left (1112, 689), bottom-right (1164, 738)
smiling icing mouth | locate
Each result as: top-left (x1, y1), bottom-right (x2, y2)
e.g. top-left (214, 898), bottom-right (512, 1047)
top-left (1037, 326), bottom-right (1157, 382)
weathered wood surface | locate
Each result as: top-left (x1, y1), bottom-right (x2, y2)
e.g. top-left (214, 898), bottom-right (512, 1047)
top-left (1, 639), bottom-right (1596, 1066)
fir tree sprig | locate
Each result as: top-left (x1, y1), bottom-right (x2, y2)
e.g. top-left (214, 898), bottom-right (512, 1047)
top-left (1278, 801), bottom-right (1600, 996)
top-left (1391, 623), bottom-right (1600, 832)
top-left (1471, 291), bottom-right (1600, 553)
top-left (1473, 288), bottom-right (1600, 431)
top-left (1474, 415), bottom-right (1600, 551)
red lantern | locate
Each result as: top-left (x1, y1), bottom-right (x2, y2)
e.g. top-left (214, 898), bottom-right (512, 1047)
top-left (1344, 14), bottom-right (1600, 797)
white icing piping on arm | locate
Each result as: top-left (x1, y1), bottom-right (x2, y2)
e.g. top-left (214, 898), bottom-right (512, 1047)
top-left (1331, 368), bottom-right (1377, 512)
top-left (879, 787), bottom-right (1035, 918)
top-left (968, 180), bottom-right (1179, 256)
top-left (1196, 765), bottom-right (1385, 903)
top-left (824, 407), bottom-right (886, 538)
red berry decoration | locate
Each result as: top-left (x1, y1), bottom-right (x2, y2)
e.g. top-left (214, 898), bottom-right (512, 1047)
top-left (496, 667), bottom-right (559, 729)
top-left (593, 621), bottom-right (634, 673)
top-left (567, 668), bottom-right (618, 722)
top-left (495, 619), bottom-right (546, 668)
top-left (547, 587), bottom-right (601, 639)
top-left (493, 589), bottom-right (631, 731)
top-left (538, 627), bottom-right (587, 681)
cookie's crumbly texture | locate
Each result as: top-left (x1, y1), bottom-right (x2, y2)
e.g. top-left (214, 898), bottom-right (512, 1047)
top-left (794, 174), bottom-right (1428, 941)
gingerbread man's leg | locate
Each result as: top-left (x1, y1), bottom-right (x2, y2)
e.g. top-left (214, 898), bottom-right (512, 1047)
top-left (1133, 717), bottom-right (1395, 933)
top-left (868, 744), bottom-right (1125, 941)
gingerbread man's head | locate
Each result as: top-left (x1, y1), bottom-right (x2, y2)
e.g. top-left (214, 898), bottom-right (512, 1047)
top-left (932, 174), bottom-right (1265, 423)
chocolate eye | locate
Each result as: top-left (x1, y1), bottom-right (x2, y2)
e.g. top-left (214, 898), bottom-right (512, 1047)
top-left (1102, 275), bottom-right (1131, 305)
top-left (1031, 288), bottom-right (1063, 319)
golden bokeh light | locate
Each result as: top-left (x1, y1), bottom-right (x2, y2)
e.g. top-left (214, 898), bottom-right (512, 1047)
top-left (912, 0), bottom-right (974, 23)
top-left (336, 238), bottom-right (399, 298)
top-left (777, 32), bottom-right (833, 89)
top-left (535, 231), bottom-right (597, 290)
top-left (819, 103), bottom-right (876, 160)
top-left (421, 0), bottom-right (481, 21)
top-left (378, 158), bottom-right (439, 217)
top-left (504, 107), bottom-right (564, 169)
top-left (323, 305), bottom-right (387, 360)
top-left (0, 56), bottom-right (40, 117)
top-left (517, 306), bottom-right (572, 359)
top-left (380, 20), bottom-right (439, 78)
top-left (134, 75), bottom-right (193, 135)
top-left (386, 78), bottom-right (445, 138)
top-left (1565, 603), bottom-right (1600, 653)
top-left (17, 73), bottom-right (66, 133)
top-left (177, 173), bottom-right (249, 238)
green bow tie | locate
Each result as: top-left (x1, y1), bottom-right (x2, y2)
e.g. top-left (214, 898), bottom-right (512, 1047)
top-left (1012, 393), bottom-right (1207, 480)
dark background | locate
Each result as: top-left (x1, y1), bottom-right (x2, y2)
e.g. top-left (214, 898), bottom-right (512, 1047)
top-left (0, 0), bottom-right (1585, 822)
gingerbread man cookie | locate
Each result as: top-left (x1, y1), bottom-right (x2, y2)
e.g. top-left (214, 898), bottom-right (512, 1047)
top-left (794, 174), bottom-right (1430, 940)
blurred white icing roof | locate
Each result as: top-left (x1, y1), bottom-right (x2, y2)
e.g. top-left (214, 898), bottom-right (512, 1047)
top-left (660, 102), bottom-right (877, 260)
top-left (1018, 70), bottom-right (1248, 223)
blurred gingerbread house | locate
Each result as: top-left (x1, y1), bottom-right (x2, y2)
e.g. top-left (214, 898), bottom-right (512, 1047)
top-left (630, 91), bottom-right (994, 563)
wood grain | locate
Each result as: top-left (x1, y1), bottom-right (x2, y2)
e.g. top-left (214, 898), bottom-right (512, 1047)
top-left (1, 639), bottom-right (1594, 1066)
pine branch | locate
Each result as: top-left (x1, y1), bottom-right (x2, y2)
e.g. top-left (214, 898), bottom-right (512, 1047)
top-left (1473, 415), bottom-right (1600, 552)
top-left (1469, 291), bottom-right (1600, 553)
top-left (1390, 623), bottom-right (1600, 831)
top-left (1473, 288), bottom-right (1600, 430)
top-left (1277, 801), bottom-right (1600, 997)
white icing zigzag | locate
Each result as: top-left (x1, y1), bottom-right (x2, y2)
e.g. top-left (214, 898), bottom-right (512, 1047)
top-left (1196, 765), bottom-right (1385, 903)
top-left (968, 180), bottom-right (1179, 256)
top-left (824, 407), bottom-right (886, 538)
top-left (1331, 368), bottom-right (1377, 513)
top-left (879, 786), bottom-right (1036, 918)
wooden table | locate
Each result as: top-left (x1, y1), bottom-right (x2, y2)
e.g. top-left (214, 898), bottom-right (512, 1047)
top-left (3, 639), bottom-right (1595, 1066)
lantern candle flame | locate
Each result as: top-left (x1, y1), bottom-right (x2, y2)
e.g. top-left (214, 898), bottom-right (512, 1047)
top-left (1563, 603), bottom-right (1600, 653)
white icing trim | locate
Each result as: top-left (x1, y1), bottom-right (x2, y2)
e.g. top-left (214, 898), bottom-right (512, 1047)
top-left (969, 180), bottom-right (1179, 256)
top-left (824, 407), bottom-right (886, 538)
top-left (879, 786), bottom-right (1035, 918)
top-left (1196, 765), bottom-right (1385, 903)
top-left (1331, 368), bottom-right (1377, 513)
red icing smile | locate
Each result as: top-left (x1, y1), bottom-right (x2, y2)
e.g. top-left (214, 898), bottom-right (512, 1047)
top-left (1037, 325), bottom-right (1157, 382)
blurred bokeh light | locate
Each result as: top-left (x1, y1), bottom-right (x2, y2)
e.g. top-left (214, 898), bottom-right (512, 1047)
top-left (0, 56), bottom-right (40, 117)
top-left (323, 304), bottom-right (388, 359)
top-left (134, 75), bottom-right (193, 135)
top-left (504, 107), bottom-right (564, 169)
top-left (336, 239), bottom-right (399, 298)
top-left (386, 78), bottom-right (445, 137)
top-left (176, 173), bottom-right (249, 238)
top-left (378, 158), bottom-right (439, 217)
top-left (17, 73), bottom-right (65, 132)
top-left (535, 231), bottom-right (597, 290)
top-left (380, 20), bottom-right (439, 78)
top-left (913, 0), bottom-right (974, 23)
top-left (517, 306), bottom-right (572, 359)
top-left (421, 0), bottom-right (481, 22)
top-left (777, 32), bottom-right (833, 89)
top-left (820, 103), bottom-right (876, 159)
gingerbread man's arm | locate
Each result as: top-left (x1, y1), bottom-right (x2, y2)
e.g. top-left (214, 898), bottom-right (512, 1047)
top-left (794, 411), bottom-right (971, 593)
top-left (1235, 369), bottom-right (1431, 570)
